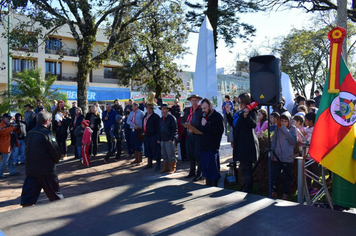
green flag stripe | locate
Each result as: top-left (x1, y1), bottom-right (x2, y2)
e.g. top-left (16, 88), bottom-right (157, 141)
top-left (316, 57), bottom-right (348, 122)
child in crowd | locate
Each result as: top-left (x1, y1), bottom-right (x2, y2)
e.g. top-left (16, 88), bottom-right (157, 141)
top-left (255, 108), bottom-right (268, 136)
top-left (271, 112), bottom-right (297, 200)
top-left (303, 112), bottom-right (319, 195)
top-left (295, 105), bottom-right (307, 117)
top-left (269, 112), bottom-right (280, 132)
top-left (292, 115), bottom-right (306, 156)
top-left (74, 120), bottom-right (92, 166)
top-left (106, 115), bottom-right (124, 163)
top-left (81, 120), bottom-right (93, 166)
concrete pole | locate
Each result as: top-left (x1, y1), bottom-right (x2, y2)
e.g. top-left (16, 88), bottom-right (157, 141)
top-left (337, 0), bottom-right (348, 64)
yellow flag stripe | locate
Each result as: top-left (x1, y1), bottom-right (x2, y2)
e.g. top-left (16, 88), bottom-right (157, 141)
top-left (319, 124), bottom-right (356, 183)
top-left (329, 43), bottom-right (338, 92)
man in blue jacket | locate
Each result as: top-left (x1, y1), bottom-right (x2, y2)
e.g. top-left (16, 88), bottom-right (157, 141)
top-left (102, 103), bottom-right (118, 157)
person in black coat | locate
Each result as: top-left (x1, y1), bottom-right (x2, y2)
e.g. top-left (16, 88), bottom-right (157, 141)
top-left (69, 102), bottom-right (78, 145)
top-left (53, 109), bottom-right (71, 159)
top-left (70, 107), bottom-right (84, 158)
top-left (181, 94), bottom-right (203, 181)
top-left (142, 103), bottom-right (161, 170)
top-left (21, 111), bottom-right (63, 207)
top-left (226, 92), bottom-right (259, 193)
top-left (200, 99), bottom-right (224, 186)
top-left (170, 98), bottom-right (182, 120)
top-left (85, 106), bottom-right (102, 156)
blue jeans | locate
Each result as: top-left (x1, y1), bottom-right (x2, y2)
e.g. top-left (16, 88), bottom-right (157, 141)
top-left (272, 161), bottom-right (293, 194)
top-left (77, 147), bottom-right (82, 160)
top-left (13, 140), bottom-right (26, 163)
top-left (0, 151), bottom-right (16, 176)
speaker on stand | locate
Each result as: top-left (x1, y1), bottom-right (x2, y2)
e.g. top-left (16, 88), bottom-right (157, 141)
top-left (249, 55), bottom-right (282, 197)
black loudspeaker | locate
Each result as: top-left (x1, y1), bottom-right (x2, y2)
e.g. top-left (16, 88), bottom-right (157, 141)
top-left (249, 55), bottom-right (282, 106)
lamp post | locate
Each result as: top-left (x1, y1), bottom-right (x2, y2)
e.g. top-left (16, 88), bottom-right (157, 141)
top-left (7, 1), bottom-right (11, 109)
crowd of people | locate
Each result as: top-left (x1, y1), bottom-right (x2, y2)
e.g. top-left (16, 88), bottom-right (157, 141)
top-left (0, 89), bottom-right (322, 206)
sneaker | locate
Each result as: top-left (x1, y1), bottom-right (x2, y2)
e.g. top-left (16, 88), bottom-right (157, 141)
top-left (8, 172), bottom-right (20, 177)
top-left (104, 157), bottom-right (109, 164)
top-left (309, 187), bottom-right (318, 195)
top-left (0, 174), bottom-right (7, 179)
top-left (115, 158), bottom-right (123, 161)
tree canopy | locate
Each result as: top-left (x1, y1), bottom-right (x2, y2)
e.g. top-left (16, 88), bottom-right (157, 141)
top-left (185, 0), bottom-right (261, 52)
top-left (116, 1), bottom-right (189, 98)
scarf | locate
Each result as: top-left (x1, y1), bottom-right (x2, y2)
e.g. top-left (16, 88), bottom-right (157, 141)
top-left (186, 105), bottom-right (199, 124)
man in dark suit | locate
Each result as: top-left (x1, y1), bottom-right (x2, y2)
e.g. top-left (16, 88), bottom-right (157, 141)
top-left (142, 103), bottom-right (161, 170)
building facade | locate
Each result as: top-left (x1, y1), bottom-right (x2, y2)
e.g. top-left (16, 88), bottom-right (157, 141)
top-left (0, 14), bottom-right (130, 108)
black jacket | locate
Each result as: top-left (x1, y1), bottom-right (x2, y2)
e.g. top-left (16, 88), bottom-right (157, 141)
top-left (69, 107), bottom-right (77, 124)
top-left (85, 113), bottom-right (102, 131)
top-left (112, 104), bottom-right (124, 116)
top-left (142, 112), bottom-right (160, 137)
top-left (171, 104), bottom-right (181, 120)
top-left (15, 121), bottom-right (27, 140)
top-left (53, 116), bottom-right (71, 134)
top-left (201, 110), bottom-right (224, 151)
top-left (25, 123), bottom-right (61, 177)
top-left (158, 114), bottom-right (176, 142)
top-left (71, 114), bottom-right (84, 130)
top-left (181, 106), bottom-right (203, 131)
top-left (226, 109), bottom-right (259, 162)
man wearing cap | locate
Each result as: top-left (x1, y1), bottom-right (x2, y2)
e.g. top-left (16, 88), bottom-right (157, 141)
top-left (21, 111), bottom-right (63, 206)
top-left (314, 90), bottom-right (322, 108)
top-left (127, 102), bottom-right (145, 165)
top-left (125, 99), bottom-right (133, 114)
top-left (182, 94), bottom-right (203, 181)
top-left (24, 103), bottom-right (35, 129)
top-left (139, 97), bottom-right (147, 112)
top-left (200, 98), bottom-right (224, 186)
top-left (158, 103), bottom-right (177, 174)
top-left (0, 113), bottom-right (21, 178)
top-left (102, 104), bottom-right (118, 157)
top-left (142, 103), bottom-right (161, 170)
top-left (112, 99), bottom-right (124, 116)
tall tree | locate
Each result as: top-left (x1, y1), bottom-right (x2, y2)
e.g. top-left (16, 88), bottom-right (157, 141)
top-left (185, 0), bottom-right (261, 52)
top-left (1, 0), bottom-right (155, 114)
top-left (273, 27), bottom-right (331, 98)
top-left (116, 1), bottom-right (189, 98)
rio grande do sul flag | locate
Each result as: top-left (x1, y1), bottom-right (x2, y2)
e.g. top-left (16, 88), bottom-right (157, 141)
top-left (309, 28), bottom-right (356, 183)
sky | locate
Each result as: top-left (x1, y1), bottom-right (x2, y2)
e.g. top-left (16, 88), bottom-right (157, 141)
top-left (176, 5), bottom-right (314, 73)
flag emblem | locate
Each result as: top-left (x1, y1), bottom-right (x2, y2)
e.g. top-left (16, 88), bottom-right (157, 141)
top-left (331, 92), bottom-right (356, 126)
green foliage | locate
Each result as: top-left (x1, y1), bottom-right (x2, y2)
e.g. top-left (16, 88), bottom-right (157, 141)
top-left (116, 1), bottom-right (188, 98)
top-left (5, 0), bottom-right (156, 114)
top-left (185, 0), bottom-right (261, 50)
top-left (0, 68), bottom-right (67, 114)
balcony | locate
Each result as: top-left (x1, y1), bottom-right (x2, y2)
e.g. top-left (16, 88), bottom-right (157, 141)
top-left (92, 75), bottom-right (119, 84)
top-left (45, 48), bottom-right (78, 57)
top-left (12, 46), bottom-right (38, 53)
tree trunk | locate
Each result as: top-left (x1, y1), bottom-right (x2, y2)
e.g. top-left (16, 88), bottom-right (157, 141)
top-left (207, 0), bottom-right (218, 54)
top-left (155, 82), bottom-right (163, 99)
top-left (338, 0), bottom-right (348, 64)
top-left (77, 72), bottom-right (89, 115)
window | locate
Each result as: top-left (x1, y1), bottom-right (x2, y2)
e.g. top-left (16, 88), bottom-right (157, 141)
top-left (12, 58), bottom-right (35, 72)
top-left (186, 81), bottom-right (191, 91)
top-left (45, 37), bottom-right (62, 53)
top-left (218, 84), bottom-right (221, 92)
top-left (104, 67), bottom-right (118, 79)
top-left (45, 61), bottom-right (61, 75)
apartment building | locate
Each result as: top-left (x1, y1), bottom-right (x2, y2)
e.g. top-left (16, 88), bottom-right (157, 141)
top-left (0, 14), bottom-right (130, 107)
